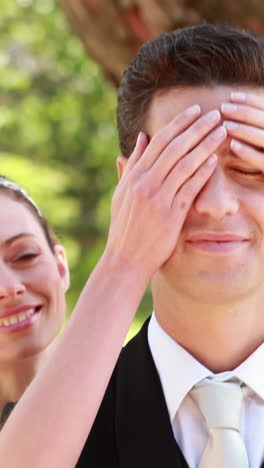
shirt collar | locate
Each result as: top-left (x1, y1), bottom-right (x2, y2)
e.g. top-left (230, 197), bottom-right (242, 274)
top-left (233, 342), bottom-right (264, 400)
top-left (148, 312), bottom-right (264, 422)
top-left (148, 312), bottom-right (212, 422)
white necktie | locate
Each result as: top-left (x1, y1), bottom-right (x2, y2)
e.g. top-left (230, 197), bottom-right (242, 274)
top-left (191, 379), bottom-right (249, 468)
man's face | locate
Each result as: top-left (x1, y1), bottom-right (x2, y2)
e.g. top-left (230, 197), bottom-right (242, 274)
top-left (145, 85), bottom-right (264, 303)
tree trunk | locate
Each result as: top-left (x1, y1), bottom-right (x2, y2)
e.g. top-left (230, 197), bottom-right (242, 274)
top-left (59, 0), bottom-right (264, 86)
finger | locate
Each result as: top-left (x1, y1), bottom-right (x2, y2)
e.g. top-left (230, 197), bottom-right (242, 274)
top-left (230, 139), bottom-right (264, 170)
top-left (231, 91), bottom-right (264, 111)
top-left (221, 102), bottom-right (264, 128)
top-left (136, 104), bottom-right (201, 172)
top-left (169, 125), bottom-right (225, 186)
top-left (171, 154), bottom-right (217, 214)
top-left (224, 121), bottom-right (264, 148)
top-left (124, 131), bottom-right (149, 171)
top-left (150, 122), bottom-right (225, 191)
top-left (148, 110), bottom-right (221, 184)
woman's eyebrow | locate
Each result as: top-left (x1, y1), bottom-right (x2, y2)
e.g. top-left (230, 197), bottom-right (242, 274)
top-left (4, 233), bottom-right (35, 247)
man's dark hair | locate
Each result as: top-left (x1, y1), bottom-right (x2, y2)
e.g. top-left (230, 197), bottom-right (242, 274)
top-left (117, 24), bottom-right (264, 157)
top-left (0, 175), bottom-right (58, 252)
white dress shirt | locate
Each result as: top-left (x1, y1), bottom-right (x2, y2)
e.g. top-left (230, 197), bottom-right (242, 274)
top-left (148, 312), bottom-right (264, 468)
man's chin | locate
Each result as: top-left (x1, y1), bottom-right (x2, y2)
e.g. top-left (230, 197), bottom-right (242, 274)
top-left (160, 265), bottom-right (254, 298)
top-left (184, 272), bottom-right (255, 303)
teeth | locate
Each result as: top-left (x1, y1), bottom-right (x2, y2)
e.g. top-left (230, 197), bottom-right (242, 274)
top-left (10, 316), bottom-right (18, 325)
top-left (0, 308), bottom-right (36, 327)
top-left (18, 313), bottom-right (27, 322)
top-left (26, 309), bottom-right (34, 318)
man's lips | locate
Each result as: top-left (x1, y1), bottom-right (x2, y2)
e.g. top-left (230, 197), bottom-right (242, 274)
top-left (185, 232), bottom-right (249, 254)
top-left (186, 232), bottom-right (248, 242)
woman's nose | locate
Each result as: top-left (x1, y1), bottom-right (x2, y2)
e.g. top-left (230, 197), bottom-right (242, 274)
top-left (0, 267), bottom-right (26, 301)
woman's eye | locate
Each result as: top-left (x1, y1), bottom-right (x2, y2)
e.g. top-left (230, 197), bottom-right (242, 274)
top-left (15, 253), bottom-right (39, 262)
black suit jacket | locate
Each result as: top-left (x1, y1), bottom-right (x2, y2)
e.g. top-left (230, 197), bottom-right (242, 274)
top-left (76, 318), bottom-right (189, 467)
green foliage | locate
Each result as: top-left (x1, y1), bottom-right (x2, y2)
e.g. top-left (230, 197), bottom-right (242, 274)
top-left (0, 0), bottom-right (151, 335)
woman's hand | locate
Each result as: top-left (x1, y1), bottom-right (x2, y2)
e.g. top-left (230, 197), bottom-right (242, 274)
top-left (106, 104), bottom-right (226, 281)
top-left (222, 92), bottom-right (264, 170)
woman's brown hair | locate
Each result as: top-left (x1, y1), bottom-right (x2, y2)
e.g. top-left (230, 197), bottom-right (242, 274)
top-left (0, 176), bottom-right (58, 252)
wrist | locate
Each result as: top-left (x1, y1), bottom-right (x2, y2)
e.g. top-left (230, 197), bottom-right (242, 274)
top-left (99, 248), bottom-right (152, 288)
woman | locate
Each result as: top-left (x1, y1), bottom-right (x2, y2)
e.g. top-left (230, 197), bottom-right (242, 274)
top-left (0, 175), bottom-right (70, 425)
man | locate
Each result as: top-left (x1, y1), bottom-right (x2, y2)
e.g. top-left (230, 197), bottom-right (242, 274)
top-left (77, 24), bottom-right (264, 467)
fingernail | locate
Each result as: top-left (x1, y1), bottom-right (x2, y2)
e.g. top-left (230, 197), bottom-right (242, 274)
top-left (223, 121), bottom-right (239, 130)
top-left (206, 154), bottom-right (218, 166)
top-left (221, 103), bottom-right (238, 112)
top-left (186, 104), bottom-right (201, 116)
top-left (231, 139), bottom-right (243, 151)
top-left (204, 109), bottom-right (220, 122)
top-left (231, 92), bottom-right (246, 102)
top-left (211, 126), bottom-right (227, 140)
top-left (136, 131), bottom-right (143, 145)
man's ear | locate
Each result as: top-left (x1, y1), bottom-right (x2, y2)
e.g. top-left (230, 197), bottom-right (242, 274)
top-left (116, 155), bottom-right (128, 181)
top-left (54, 245), bottom-right (70, 293)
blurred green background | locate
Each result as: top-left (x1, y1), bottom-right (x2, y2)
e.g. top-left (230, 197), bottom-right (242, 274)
top-left (0, 0), bottom-right (152, 341)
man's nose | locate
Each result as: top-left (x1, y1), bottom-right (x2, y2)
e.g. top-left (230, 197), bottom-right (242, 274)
top-left (193, 167), bottom-right (239, 220)
top-left (0, 266), bottom-right (26, 301)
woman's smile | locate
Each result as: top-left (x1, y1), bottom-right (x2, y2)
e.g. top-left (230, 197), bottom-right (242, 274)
top-left (0, 304), bottom-right (43, 332)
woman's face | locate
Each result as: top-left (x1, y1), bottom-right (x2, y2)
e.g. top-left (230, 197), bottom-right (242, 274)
top-left (0, 192), bottom-right (69, 362)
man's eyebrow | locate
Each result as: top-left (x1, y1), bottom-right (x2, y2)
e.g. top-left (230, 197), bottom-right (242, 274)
top-left (228, 153), bottom-right (240, 160)
top-left (220, 147), bottom-right (239, 159)
top-left (4, 233), bottom-right (35, 247)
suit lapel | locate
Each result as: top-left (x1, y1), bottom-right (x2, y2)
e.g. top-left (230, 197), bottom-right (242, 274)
top-left (115, 319), bottom-right (189, 468)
